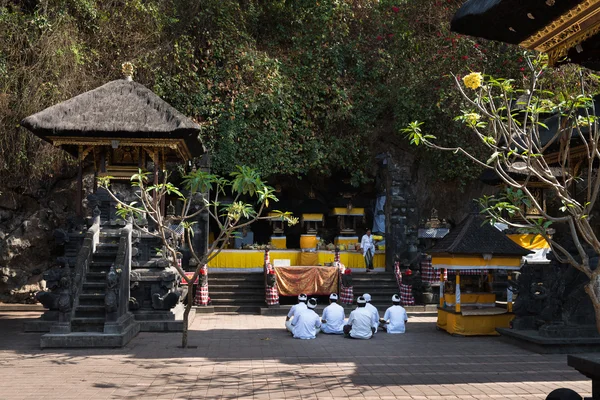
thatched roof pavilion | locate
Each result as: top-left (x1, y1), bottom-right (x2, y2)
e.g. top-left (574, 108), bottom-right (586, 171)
top-left (21, 78), bottom-right (204, 160)
top-left (21, 74), bottom-right (204, 215)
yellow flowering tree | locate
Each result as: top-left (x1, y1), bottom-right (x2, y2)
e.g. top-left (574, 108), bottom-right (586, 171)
top-left (403, 54), bottom-right (600, 333)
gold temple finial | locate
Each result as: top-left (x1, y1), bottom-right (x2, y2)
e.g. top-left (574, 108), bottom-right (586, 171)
top-left (122, 62), bottom-right (134, 81)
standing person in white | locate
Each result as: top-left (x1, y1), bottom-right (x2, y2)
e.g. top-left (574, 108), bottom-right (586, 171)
top-left (380, 294), bottom-right (408, 334)
top-left (360, 229), bottom-right (376, 272)
top-left (321, 293), bottom-right (345, 334)
top-left (292, 298), bottom-right (321, 339)
top-left (344, 296), bottom-right (375, 339)
top-left (363, 293), bottom-right (380, 333)
top-left (285, 293), bottom-right (307, 332)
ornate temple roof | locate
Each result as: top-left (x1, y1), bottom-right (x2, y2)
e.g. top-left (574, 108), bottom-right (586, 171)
top-left (427, 213), bottom-right (531, 256)
top-left (21, 79), bottom-right (204, 159)
top-left (451, 0), bottom-right (600, 69)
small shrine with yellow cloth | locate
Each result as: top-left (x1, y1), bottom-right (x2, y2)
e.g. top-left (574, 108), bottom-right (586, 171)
top-left (429, 213), bottom-right (531, 336)
top-left (331, 206), bottom-right (364, 248)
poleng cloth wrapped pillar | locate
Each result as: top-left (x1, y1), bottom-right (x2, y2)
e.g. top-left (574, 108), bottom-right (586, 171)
top-left (275, 266), bottom-right (339, 296)
top-left (194, 265), bottom-right (210, 306)
top-left (264, 249), bottom-right (279, 306)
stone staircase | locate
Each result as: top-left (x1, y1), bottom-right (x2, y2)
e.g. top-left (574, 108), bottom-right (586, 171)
top-left (71, 229), bottom-right (121, 332)
top-left (206, 272), bottom-right (265, 312)
top-left (351, 272), bottom-right (400, 308)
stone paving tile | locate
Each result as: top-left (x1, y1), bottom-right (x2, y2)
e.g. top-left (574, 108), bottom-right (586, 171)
top-left (0, 311), bottom-right (594, 399)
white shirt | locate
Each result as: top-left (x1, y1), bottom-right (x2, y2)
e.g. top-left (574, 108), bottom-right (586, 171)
top-left (347, 307), bottom-right (374, 339)
top-left (365, 303), bottom-right (380, 332)
top-left (383, 305), bottom-right (408, 334)
top-left (360, 234), bottom-right (375, 256)
top-left (287, 302), bottom-right (307, 320)
top-left (321, 302), bottom-right (345, 334)
top-left (292, 309), bottom-right (321, 339)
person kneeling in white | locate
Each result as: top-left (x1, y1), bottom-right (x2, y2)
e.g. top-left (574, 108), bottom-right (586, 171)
top-left (380, 294), bottom-right (408, 334)
top-left (292, 298), bottom-right (321, 339)
top-left (285, 293), bottom-right (307, 332)
top-left (321, 293), bottom-right (345, 334)
top-left (344, 296), bottom-right (374, 339)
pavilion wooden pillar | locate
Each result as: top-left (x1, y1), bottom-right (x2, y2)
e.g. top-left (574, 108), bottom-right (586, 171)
top-left (76, 146), bottom-right (83, 217)
top-left (439, 268), bottom-right (445, 307)
top-left (455, 272), bottom-right (461, 313)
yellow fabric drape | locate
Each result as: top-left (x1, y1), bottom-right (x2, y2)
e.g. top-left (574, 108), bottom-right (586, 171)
top-left (207, 250), bottom-right (385, 269)
top-left (507, 234), bottom-right (550, 250)
top-left (275, 266), bottom-right (339, 296)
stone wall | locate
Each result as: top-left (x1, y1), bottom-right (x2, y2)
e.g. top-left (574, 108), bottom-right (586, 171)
top-left (0, 175), bottom-right (86, 303)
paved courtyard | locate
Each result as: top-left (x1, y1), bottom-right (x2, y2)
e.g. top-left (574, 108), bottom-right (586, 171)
top-left (0, 311), bottom-right (592, 399)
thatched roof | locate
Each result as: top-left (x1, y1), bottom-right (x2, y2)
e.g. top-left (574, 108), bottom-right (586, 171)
top-left (428, 213), bottom-right (531, 257)
top-left (21, 79), bottom-right (204, 157)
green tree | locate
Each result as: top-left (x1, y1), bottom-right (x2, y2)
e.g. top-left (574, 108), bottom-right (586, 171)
top-left (404, 54), bottom-right (600, 333)
top-left (99, 166), bottom-right (297, 347)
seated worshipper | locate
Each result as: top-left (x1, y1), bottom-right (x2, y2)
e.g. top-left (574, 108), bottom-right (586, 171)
top-left (379, 294), bottom-right (408, 334)
top-left (344, 296), bottom-right (375, 339)
top-left (363, 293), bottom-right (380, 333)
top-left (285, 293), bottom-right (308, 332)
top-left (291, 298), bottom-right (321, 339)
top-left (321, 293), bottom-right (346, 334)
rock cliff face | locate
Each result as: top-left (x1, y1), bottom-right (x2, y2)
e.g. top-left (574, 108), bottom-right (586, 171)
top-left (0, 155), bottom-right (489, 302)
top-left (0, 173), bottom-right (91, 303)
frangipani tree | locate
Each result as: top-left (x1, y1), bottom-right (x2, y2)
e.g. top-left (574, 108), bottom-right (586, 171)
top-left (404, 54), bottom-right (600, 333)
top-left (99, 165), bottom-right (297, 347)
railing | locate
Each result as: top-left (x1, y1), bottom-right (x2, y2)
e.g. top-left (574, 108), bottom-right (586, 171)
top-left (106, 219), bottom-right (132, 322)
top-left (69, 209), bottom-right (101, 324)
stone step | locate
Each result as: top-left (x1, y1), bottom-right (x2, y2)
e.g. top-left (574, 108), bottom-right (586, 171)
top-left (83, 282), bottom-right (106, 290)
top-left (86, 271), bottom-right (107, 280)
top-left (209, 292), bottom-right (265, 300)
top-left (75, 306), bottom-right (105, 318)
top-left (72, 316), bottom-right (105, 323)
top-left (209, 283), bottom-right (264, 289)
top-left (210, 298), bottom-right (265, 305)
top-left (79, 294), bottom-right (105, 305)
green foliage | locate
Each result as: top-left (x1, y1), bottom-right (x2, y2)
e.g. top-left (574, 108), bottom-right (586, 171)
top-left (2, 0), bottom-right (541, 190)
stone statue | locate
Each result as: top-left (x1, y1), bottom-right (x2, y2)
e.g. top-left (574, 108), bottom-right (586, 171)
top-left (105, 264), bottom-right (119, 313)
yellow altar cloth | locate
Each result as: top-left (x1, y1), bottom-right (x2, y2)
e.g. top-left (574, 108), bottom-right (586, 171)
top-left (207, 250), bottom-right (385, 269)
top-left (275, 266), bottom-right (339, 296)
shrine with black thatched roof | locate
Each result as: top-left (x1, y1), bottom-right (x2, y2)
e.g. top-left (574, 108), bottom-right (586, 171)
top-left (428, 212), bottom-right (531, 336)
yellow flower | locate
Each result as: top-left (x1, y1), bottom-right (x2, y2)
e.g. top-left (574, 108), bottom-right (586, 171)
top-left (463, 72), bottom-right (483, 90)
top-left (464, 112), bottom-right (480, 127)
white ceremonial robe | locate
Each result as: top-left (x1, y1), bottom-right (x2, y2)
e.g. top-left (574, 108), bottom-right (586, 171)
top-left (365, 302), bottom-right (380, 333)
top-left (383, 305), bottom-right (408, 334)
top-left (285, 302), bottom-right (307, 332)
top-left (347, 307), bottom-right (374, 339)
top-left (321, 302), bottom-right (345, 334)
top-left (292, 309), bottom-right (322, 339)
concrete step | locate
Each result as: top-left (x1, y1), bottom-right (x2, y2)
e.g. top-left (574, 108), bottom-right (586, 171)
top-left (86, 271), bottom-right (107, 281)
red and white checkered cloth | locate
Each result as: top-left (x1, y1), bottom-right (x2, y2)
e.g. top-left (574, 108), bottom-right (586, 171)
top-left (394, 261), bottom-right (402, 287)
top-left (264, 249), bottom-right (279, 306)
top-left (421, 257), bottom-right (439, 284)
top-left (194, 265), bottom-right (209, 306)
top-left (400, 283), bottom-right (415, 306)
top-left (340, 285), bottom-right (353, 305)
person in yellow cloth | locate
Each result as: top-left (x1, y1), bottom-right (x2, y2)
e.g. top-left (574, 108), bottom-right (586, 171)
top-left (360, 229), bottom-right (375, 272)
top-left (285, 293), bottom-right (307, 332)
